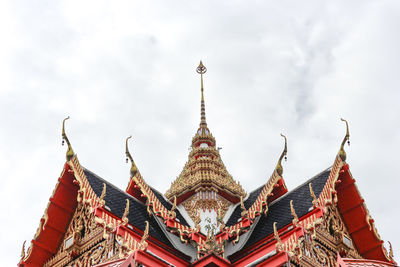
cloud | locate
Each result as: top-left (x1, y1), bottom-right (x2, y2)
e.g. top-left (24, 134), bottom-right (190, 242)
top-left (1, 1), bottom-right (399, 265)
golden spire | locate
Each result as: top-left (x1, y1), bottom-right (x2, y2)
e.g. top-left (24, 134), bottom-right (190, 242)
top-left (290, 200), bottom-right (299, 226)
top-left (196, 61), bottom-right (207, 128)
top-left (62, 116), bottom-right (74, 161)
top-left (338, 118), bottom-right (350, 161)
top-left (125, 136), bottom-right (138, 178)
top-left (275, 134), bottom-right (288, 176)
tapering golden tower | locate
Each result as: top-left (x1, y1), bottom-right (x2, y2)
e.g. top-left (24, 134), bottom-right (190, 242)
top-left (165, 61), bottom-right (246, 223)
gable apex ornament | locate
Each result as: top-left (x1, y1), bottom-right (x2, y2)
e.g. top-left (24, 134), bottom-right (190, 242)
top-left (125, 136), bottom-right (138, 178)
top-left (338, 118), bottom-right (350, 161)
top-left (62, 116), bottom-right (74, 161)
top-left (275, 133), bottom-right (288, 176)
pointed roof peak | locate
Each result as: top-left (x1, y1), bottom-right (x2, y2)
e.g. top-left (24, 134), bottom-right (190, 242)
top-left (196, 61), bottom-right (208, 128)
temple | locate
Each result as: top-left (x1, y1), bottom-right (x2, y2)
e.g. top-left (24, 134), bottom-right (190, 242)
top-left (19, 62), bottom-right (397, 267)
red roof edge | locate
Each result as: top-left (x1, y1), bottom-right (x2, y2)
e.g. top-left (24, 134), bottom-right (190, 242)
top-left (19, 162), bottom-right (79, 267)
top-left (336, 164), bottom-right (396, 265)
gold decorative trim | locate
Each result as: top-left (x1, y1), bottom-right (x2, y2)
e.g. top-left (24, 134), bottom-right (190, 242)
top-left (125, 136), bottom-right (138, 178)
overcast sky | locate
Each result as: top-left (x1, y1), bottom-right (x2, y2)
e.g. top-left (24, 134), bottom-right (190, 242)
top-left (1, 1), bottom-right (399, 265)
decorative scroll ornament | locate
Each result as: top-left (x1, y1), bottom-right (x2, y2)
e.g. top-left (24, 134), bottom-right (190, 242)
top-left (274, 222), bottom-right (283, 251)
top-left (121, 199), bottom-right (129, 225)
top-left (125, 136), bottom-right (138, 178)
top-left (290, 200), bottom-right (299, 226)
top-left (240, 196), bottom-right (248, 217)
top-left (139, 221), bottom-right (149, 250)
top-left (275, 134), bottom-right (287, 176)
top-left (62, 116), bottom-right (74, 161)
top-left (169, 195), bottom-right (177, 219)
top-left (217, 208), bottom-right (225, 231)
top-left (20, 240), bottom-right (26, 260)
top-left (99, 183), bottom-right (106, 207)
top-left (389, 241), bottom-right (394, 259)
top-left (338, 118), bottom-right (350, 161)
top-left (309, 183), bottom-right (319, 207)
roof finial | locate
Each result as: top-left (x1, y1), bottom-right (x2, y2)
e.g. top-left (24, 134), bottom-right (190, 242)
top-left (62, 116), bottom-right (74, 161)
top-left (275, 134), bottom-right (288, 176)
top-left (125, 136), bottom-right (138, 178)
top-left (196, 61), bottom-right (207, 128)
top-left (338, 118), bottom-right (350, 161)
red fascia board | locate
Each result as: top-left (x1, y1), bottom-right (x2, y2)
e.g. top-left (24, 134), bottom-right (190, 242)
top-left (22, 163), bottom-right (79, 266)
top-left (233, 227), bottom-right (303, 266)
top-left (255, 251), bottom-right (289, 267)
top-left (114, 221), bottom-right (191, 266)
top-left (336, 168), bottom-right (390, 262)
top-left (129, 250), bottom-right (173, 267)
top-left (267, 178), bottom-right (288, 203)
top-left (192, 253), bottom-right (231, 267)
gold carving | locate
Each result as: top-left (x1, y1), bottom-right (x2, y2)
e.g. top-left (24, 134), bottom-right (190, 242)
top-left (125, 136), bottom-right (138, 178)
top-left (338, 118), bottom-right (350, 162)
top-left (121, 199), bottom-right (129, 225)
top-left (240, 196), bottom-right (248, 217)
top-left (290, 200), bottom-right (299, 227)
top-left (274, 222), bottom-right (283, 251)
top-left (275, 133), bottom-right (287, 176)
top-left (62, 116), bottom-right (74, 161)
top-left (99, 183), bottom-right (106, 207)
top-left (20, 241), bottom-right (26, 260)
top-left (309, 183), bottom-right (319, 207)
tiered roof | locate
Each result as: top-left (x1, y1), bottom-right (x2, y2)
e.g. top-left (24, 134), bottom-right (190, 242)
top-left (19, 63), bottom-right (397, 267)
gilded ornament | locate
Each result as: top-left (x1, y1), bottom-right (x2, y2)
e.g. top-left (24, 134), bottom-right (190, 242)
top-left (62, 116), bottom-right (74, 161)
top-left (273, 222), bottom-right (283, 251)
top-left (290, 200), bottom-right (299, 226)
top-left (338, 118), bottom-right (350, 161)
top-left (275, 133), bottom-right (287, 176)
top-left (309, 183), bottom-right (319, 207)
top-left (20, 240), bottom-right (26, 260)
top-left (125, 136), bottom-right (138, 178)
top-left (121, 199), bottom-right (130, 225)
top-left (99, 183), bottom-right (106, 207)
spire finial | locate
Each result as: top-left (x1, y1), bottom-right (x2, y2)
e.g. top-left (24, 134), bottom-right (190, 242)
top-left (196, 61), bottom-right (207, 128)
top-left (276, 133), bottom-right (288, 176)
top-left (62, 116), bottom-right (74, 161)
top-left (125, 136), bottom-right (138, 178)
top-left (338, 118), bottom-right (350, 161)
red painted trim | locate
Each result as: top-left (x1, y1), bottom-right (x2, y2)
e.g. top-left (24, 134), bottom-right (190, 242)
top-left (192, 253), bottom-right (231, 267)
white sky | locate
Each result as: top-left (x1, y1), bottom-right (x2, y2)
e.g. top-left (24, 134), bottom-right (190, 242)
top-left (1, 1), bottom-right (399, 265)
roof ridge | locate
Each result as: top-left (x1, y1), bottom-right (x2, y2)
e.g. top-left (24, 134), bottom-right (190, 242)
top-left (268, 166), bottom-right (332, 208)
top-left (82, 167), bottom-right (146, 207)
